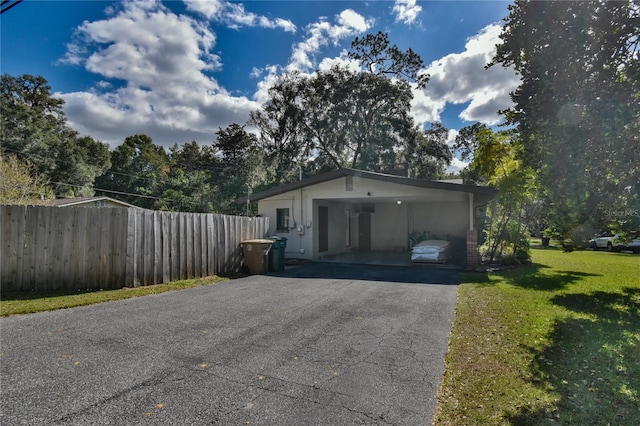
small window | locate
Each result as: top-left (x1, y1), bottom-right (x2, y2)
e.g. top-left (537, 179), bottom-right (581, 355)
top-left (276, 208), bottom-right (290, 232)
top-left (345, 175), bottom-right (353, 191)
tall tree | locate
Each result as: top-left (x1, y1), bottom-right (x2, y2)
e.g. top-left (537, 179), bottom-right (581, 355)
top-left (95, 134), bottom-right (168, 208)
top-left (251, 66), bottom-right (416, 175)
top-left (249, 71), bottom-right (310, 184)
top-left (349, 31), bottom-right (430, 88)
top-left (490, 0), bottom-right (640, 234)
top-left (249, 29), bottom-right (448, 184)
top-left (213, 124), bottom-right (263, 214)
top-left (156, 141), bottom-right (221, 213)
top-left (402, 122), bottom-right (452, 179)
top-left (1, 74), bottom-right (111, 197)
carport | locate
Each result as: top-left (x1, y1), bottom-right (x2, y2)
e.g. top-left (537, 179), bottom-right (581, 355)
top-left (238, 168), bottom-right (495, 269)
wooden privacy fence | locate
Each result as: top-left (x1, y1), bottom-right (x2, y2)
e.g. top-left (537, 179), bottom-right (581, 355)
top-left (1, 205), bottom-right (269, 292)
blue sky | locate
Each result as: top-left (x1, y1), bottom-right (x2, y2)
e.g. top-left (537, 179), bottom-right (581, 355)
top-left (1, 0), bottom-right (519, 172)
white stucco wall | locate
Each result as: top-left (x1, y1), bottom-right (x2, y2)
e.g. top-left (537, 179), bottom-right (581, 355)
top-left (409, 201), bottom-right (469, 239)
top-left (371, 202), bottom-right (409, 250)
top-left (257, 193), bottom-right (312, 258)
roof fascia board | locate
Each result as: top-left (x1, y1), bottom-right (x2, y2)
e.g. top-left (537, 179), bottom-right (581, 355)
top-left (238, 168), bottom-right (495, 203)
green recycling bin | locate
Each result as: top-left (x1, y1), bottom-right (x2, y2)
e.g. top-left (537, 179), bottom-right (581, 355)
top-left (267, 236), bottom-right (287, 272)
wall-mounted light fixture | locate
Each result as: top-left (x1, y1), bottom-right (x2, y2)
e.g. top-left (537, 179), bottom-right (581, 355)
top-left (397, 200), bottom-right (402, 205)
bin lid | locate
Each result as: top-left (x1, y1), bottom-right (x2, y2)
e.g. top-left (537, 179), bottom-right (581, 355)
top-left (268, 236), bottom-right (288, 241)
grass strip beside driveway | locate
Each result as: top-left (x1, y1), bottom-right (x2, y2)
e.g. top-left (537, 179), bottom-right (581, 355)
top-left (0, 276), bottom-right (226, 317)
top-left (436, 248), bottom-right (639, 425)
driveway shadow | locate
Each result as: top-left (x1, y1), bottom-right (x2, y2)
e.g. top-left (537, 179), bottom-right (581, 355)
top-left (269, 262), bottom-right (459, 285)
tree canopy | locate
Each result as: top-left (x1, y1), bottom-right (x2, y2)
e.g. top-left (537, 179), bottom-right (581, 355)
top-left (349, 31), bottom-right (430, 88)
top-left (1, 74), bottom-right (111, 197)
top-left (94, 134), bottom-right (169, 209)
top-left (490, 0), bottom-right (640, 234)
top-left (250, 32), bottom-right (450, 185)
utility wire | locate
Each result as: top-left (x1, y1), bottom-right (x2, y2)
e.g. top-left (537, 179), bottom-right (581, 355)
top-left (51, 181), bottom-right (196, 205)
top-left (0, 0), bottom-right (23, 14)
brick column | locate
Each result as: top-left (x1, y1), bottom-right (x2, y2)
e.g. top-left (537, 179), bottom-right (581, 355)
top-left (466, 228), bottom-right (478, 270)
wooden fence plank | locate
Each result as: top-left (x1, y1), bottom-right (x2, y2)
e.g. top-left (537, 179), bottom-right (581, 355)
top-left (63, 208), bottom-right (78, 291)
top-left (152, 211), bottom-right (161, 285)
top-left (161, 211), bottom-right (170, 284)
top-left (23, 206), bottom-right (36, 290)
top-left (98, 209), bottom-right (111, 289)
top-left (213, 215), bottom-right (220, 274)
top-left (204, 214), bottom-right (213, 276)
top-left (1, 206), bottom-right (26, 292)
top-left (179, 212), bottom-right (185, 280)
top-left (186, 213), bottom-right (194, 279)
top-left (51, 208), bottom-right (65, 290)
top-left (194, 214), bottom-right (203, 277)
top-left (125, 208), bottom-right (137, 287)
top-left (109, 208), bottom-right (125, 289)
top-left (169, 213), bottom-right (178, 282)
top-left (16, 206), bottom-right (29, 292)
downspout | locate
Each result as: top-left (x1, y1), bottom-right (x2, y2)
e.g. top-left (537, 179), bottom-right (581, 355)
top-left (468, 192), bottom-right (474, 231)
top-left (300, 188), bottom-right (304, 255)
top-left (290, 196), bottom-right (296, 229)
top-left (300, 188), bottom-right (304, 230)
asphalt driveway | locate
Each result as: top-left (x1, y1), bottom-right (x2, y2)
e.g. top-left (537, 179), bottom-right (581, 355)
top-left (1, 263), bottom-right (459, 425)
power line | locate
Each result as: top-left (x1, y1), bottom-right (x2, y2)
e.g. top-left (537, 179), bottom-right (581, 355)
top-left (52, 181), bottom-right (197, 205)
top-left (0, 0), bottom-right (23, 14)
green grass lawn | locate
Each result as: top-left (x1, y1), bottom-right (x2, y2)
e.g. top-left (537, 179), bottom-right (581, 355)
top-left (435, 248), bottom-right (640, 425)
top-left (0, 276), bottom-right (227, 316)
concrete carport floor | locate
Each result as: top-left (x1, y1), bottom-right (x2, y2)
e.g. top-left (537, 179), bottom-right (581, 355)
top-left (315, 250), bottom-right (464, 272)
top-left (1, 263), bottom-right (459, 425)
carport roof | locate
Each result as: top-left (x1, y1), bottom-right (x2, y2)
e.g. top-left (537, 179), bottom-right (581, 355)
top-left (238, 168), bottom-right (496, 203)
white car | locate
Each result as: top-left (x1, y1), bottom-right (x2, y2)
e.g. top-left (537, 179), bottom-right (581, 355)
top-left (591, 231), bottom-right (640, 253)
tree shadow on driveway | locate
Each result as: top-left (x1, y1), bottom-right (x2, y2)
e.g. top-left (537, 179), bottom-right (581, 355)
top-left (269, 262), bottom-right (459, 285)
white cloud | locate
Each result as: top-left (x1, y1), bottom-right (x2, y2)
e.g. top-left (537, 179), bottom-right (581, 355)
top-left (184, 0), bottom-right (296, 32)
top-left (317, 53), bottom-right (362, 73)
top-left (411, 24), bottom-right (519, 127)
top-left (392, 0), bottom-right (422, 25)
top-left (287, 9), bottom-right (372, 72)
top-left (446, 157), bottom-right (468, 175)
top-left (444, 129), bottom-right (468, 175)
top-left (337, 9), bottom-right (369, 32)
top-left (446, 129), bottom-right (459, 147)
top-left (182, 0), bottom-right (224, 19)
top-left (252, 65), bottom-right (282, 104)
top-left (60, 0), bottom-right (259, 147)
